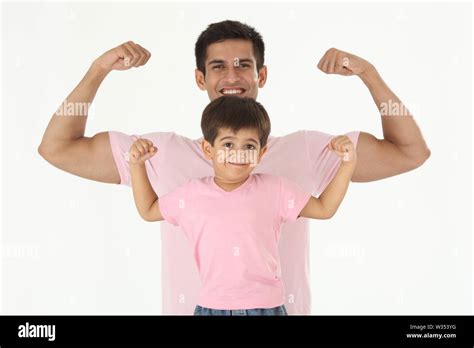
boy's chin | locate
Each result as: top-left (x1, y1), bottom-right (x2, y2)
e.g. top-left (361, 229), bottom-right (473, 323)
top-left (222, 172), bottom-right (251, 182)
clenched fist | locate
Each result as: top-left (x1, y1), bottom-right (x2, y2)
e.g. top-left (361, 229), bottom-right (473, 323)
top-left (328, 135), bottom-right (357, 163)
top-left (93, 41), bottom-right (151, 72)
top-left (129, 138), bottom-right (157, 165)
top-left (317, 48), bottom-right (372, 76)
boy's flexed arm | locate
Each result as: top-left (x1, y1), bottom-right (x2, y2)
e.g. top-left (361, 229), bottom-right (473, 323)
top-left (299, 136), bottom-right (356, 220)
top-left (129, 138), bottom-right (164, 222)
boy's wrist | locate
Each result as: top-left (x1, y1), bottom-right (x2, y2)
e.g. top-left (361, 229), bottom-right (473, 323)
top-left (340, 159), bottom-right (357, 170)
top-left (130, 162), bottom-right (146, 169)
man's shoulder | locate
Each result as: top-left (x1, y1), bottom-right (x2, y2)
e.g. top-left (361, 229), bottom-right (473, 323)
top-left (268, 130), bottom-right (304, 142)
top-left (269, 129), bottom-right (333, 143)
top-left (139, 131), bottom-right (200, 144)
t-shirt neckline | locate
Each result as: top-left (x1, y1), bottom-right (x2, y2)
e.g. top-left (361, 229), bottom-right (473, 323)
top-left (210, 174), bottom-right (254, 194)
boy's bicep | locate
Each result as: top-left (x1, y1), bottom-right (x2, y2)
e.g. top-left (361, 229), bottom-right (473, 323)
top-left (156, 191), bottom-right (182, 226)
top-left (298, 196), bottom-right (329, 220)
top-left (147, 200), bottom-right (165, 222)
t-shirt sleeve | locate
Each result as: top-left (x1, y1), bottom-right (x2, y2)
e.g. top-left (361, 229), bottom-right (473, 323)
top-left (304, 130), bottom-right (360, 196)
top-left (108, 131), bottom-right (174, 187)
top-left (158, 184), bottom-right (188, 227)
top-left (278, 176), bottom-right (312, 223)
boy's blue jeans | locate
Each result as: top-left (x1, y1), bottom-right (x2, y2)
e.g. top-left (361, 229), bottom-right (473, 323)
top-left (194, 304), bottom-right (288, 316)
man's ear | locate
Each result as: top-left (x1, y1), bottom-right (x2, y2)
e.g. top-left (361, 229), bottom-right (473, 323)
top-left (201, 139), bottom-right (213, 160)
top-left (258, 65), bottom-right (268, 88)
top-left (195, 69), bottom-right (207, 91)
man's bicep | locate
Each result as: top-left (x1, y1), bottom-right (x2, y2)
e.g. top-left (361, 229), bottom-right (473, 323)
top-left (352, 132), bottom-right (417, 182)
top-left (59, 132), bottom-right (121, 184)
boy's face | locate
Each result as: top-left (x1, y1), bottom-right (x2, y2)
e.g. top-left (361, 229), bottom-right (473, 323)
top-left (201, 127), bottom-right (268, 183)
top-left (195, 39), bottom-right (267, 101)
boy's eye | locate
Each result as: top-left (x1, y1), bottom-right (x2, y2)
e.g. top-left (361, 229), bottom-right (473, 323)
top-left (245, 144), bottom-right (256, 150)
top-left (223, 143), bottom-right (233, 148)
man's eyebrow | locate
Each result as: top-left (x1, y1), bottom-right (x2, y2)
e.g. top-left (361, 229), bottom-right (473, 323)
top-left (236, 59), bottom-right (253, 64)
top-left (207, 59), bottom-right (225, 66)
top-left (220, 136), bottom-right (258, 144)
top-left (207, 58), bottom-right (254, 66)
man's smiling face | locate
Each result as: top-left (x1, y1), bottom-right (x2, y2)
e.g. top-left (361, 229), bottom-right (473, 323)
top-left (195, 39), bottom-right (267, 101)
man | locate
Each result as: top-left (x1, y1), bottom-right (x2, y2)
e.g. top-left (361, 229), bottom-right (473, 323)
top-left (38, 20), bottom-right (430, 315)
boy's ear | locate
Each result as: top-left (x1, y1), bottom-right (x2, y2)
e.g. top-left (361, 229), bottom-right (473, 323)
top-left (201, 139), bottom-right (213, 160)
top-left (195, 69), bottom-right (207, 91)
top-left (258, 145), bottom-right (268, 160)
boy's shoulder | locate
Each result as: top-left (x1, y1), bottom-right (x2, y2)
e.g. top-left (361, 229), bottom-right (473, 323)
top-left (179, 176), bottom-right (210, 187)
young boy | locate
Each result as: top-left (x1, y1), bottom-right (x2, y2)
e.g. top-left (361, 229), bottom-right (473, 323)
top-left (128, 96), bottom-right (356, 316)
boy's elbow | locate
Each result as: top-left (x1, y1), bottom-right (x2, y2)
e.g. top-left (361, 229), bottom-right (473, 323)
top-left (140, 212), bottom-right (161, 222)
top-left (321, 211), bottom-right (336, 220)
top-left (317, 207), bottom-right (337, 220)
top-left (139, 211), bottom-right (154, 222)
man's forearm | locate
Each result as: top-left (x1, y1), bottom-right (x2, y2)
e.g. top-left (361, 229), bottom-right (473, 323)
top-left (358, 65), bottom-right (431, 161)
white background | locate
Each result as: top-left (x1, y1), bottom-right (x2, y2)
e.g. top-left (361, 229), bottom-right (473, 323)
top-left (1, 1), bottom-right (472, 314)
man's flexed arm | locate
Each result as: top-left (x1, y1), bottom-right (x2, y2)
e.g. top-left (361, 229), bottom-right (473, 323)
top-left (38, 41), bottom-right (151, 184)
top-left (317, 48), bottom-right (431, 182)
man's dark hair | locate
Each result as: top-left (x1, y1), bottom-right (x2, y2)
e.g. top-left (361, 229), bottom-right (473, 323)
top-left (195, 20), bottom-right (265, 75)
top-left (201, 96), bottom-right (271, 147)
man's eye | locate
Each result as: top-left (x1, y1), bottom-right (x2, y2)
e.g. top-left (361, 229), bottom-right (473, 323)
top-left (239, 64), bottom-right (250, 68)
top-left (212, 65), bottom-right (223, 70)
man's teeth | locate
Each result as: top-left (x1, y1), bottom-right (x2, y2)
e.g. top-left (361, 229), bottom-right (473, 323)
top-left (221, 89), bottom-right (244, 95)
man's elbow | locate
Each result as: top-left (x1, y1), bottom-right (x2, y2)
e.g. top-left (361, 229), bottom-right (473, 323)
top-left (38, 142), bottom-right (58, 163)
top-left (409, 146), bottom-right (431, 170)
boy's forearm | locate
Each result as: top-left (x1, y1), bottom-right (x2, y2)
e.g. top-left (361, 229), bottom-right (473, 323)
top-left (318, 161), bottom-right (355, 216)
top-left (130, 163), bottom-right (159, 219)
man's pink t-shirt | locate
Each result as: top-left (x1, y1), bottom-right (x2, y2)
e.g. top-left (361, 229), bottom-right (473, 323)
top-left (158, 173), bottom-right (312, 310)
top-left (109, 130), bottom-right (359, 314)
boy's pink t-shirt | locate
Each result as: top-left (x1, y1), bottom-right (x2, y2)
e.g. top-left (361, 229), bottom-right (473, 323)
top-left (109, 130), bottom-right (359, 314)
top-left (158, 173), bottom-right (312, 310)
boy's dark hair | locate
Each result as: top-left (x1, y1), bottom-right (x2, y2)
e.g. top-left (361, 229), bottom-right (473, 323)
top-left (201, 96), bottom-right (271, 147)
top-left (195, 20), bottom-right (265, 75)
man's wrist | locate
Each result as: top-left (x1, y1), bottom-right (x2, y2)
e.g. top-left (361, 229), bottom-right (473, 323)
top-left (90, 59), bottom-right (112, 77)
top-left (357, 63), bottom-right (378, 84)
